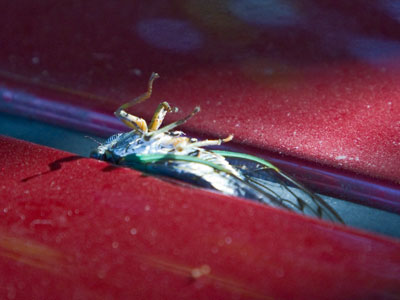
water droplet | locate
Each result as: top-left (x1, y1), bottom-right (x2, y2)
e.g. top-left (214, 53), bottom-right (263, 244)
top-left (7, 285), bottom-right (16, 299)
top-left (97, 269), bottom-right (107, 279)
top-left (276, 268), bottom-right (285, 278)
top-left (130, 228), bottom-right (137, 235)
top-left (225, 237), bottom-right (232, 244)
top-left (191, 264), bottom-right (211, 278)
top-left (335, 155), bottom-right (347, 160)
top-left (130, 68), bottom-right (142, 76)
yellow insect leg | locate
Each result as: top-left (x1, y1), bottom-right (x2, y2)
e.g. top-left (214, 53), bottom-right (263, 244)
top-left (190, 135), bottom-right (234, 148)
top-left (149, 102), bottom-right (176, 132)
top-left (114, 72), bottom-right (160, 132)
top-left (149, 106), bottom-right (201, 136)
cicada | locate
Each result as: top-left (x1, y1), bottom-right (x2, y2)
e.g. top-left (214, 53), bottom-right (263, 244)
top-left (90, 73), bottom-right (343, 223)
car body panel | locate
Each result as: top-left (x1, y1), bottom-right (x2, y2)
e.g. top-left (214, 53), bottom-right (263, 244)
top-left (0, 1), bottom-right (400, 298)
top-left (1, 136), bottom-right (400, 299)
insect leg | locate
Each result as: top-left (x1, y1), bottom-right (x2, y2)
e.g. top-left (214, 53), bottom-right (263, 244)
top-left (149, 106), bottom-right (201, 136)
top-left (190, 135), bottom-right (233, 147)
top-left (148, 102), bottom-right (178, 132)
top-left (114, 72), bottom-right (160, 132)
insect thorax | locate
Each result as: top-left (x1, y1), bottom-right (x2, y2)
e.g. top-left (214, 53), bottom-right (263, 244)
top-left (91, 130), bottom-right (238, 175)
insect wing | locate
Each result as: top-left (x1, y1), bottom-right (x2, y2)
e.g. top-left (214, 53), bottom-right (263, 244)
top-left (213, 151), bottom-right (344, 223)
top-left (119, 153), bottom-right (232, 190)
top-left (120, 151), bottom-right (343, 223)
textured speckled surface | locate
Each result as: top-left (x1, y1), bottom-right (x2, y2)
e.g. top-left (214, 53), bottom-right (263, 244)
top-left (1, 135), bottom-right (400, 299)
top-left (2, 112), bottom-right (400, 239)
top-left (1, 1), bottom-right (400, 183)
top-left (1, 1), bottom-right (400, 298)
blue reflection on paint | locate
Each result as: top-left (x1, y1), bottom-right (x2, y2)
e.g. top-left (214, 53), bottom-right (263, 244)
top-left (348, 37), bottom-right (400, 66)
top-left (229, 0), bottom-right (302, 27)
top-left (383, 0), bottom-right (400, 22)
top-left (136, 18), bottom-right (203, 53)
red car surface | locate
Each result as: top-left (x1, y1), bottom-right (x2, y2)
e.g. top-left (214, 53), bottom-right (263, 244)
top-left (0, 1), bottom-right (399, 299)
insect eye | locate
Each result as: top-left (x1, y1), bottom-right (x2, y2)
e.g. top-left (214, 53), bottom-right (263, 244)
top-left (104, 150), bottom-right (114, 161)
top-left (170, 131), bottom-right (181, 136)
top-left (190, 149), bottom-right (200, 156)
top-left (89, 150), bottom-right (99, 158)
top-left (190, 138), bottom-right (198, 143)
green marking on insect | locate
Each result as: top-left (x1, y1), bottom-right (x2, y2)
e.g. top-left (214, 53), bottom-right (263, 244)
top-left (122, 153), bottom-right (233, 174)
top-left (90, 72), bottom-right (344, 224)
top-left (212, 150), bottom-right (280, 172)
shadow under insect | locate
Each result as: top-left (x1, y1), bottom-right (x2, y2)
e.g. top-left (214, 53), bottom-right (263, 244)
top-left (89, 72), bottom-right (344, 224)
top-left (21, 155), bottom-right (84, 182)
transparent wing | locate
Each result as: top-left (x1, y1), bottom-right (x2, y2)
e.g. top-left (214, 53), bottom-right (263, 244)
top-left (121, 151), bottom-right (344, 223)
top-left (213, 151), bottom-right (344, 223)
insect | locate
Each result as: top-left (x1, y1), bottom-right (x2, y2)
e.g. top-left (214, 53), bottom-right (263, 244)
top-left (90, 73), bottom-right (344, 223)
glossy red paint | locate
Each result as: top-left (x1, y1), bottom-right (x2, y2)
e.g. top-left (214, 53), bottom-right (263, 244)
top-left (1, 136), bottom-right (400, 299)
top-left (1, 2), bottom-right (400, 298)
top-left (1, 1), bottom-right (400, 185)
top-left (1, 88), bottom-right (399, 214)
